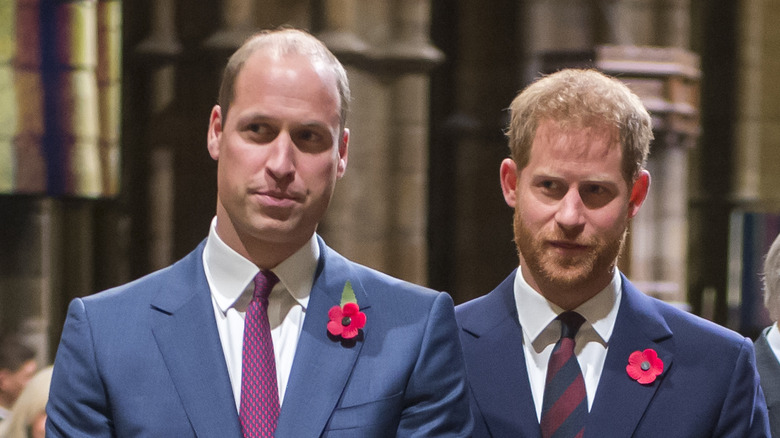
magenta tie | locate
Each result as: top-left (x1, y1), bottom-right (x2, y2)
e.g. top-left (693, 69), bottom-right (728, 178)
top-left (540, 311), bottom-right (587, 438)
top-left (240, 270), bottom-right (280, 438)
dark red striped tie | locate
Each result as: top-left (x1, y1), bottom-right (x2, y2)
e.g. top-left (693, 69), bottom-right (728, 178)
top-left (540, 311), bottom-right (587, 438)
top-left (240, 270), bottom-right (280, 438)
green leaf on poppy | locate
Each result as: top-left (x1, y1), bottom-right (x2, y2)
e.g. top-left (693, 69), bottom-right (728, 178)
top-left (340, 280), bottom-right (357, 307)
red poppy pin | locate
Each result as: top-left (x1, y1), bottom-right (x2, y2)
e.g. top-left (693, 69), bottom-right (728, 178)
top-left (626, 348), bottom-right (663, 384)
top-left (327, 281), bottom-right (366, 340)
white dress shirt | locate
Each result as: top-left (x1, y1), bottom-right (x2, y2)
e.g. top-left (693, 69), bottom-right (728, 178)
top-left (202, 217), bottom-right (318, 411)
top-left (766, 322), bottom-right (780, 363)
top-left (513, 266), bottom-right (622, 421)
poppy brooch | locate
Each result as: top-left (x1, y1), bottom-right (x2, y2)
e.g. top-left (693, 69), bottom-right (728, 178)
top-left (327, 281), bottom-right (366, 340)
top-left (626, 348), bottom-right (663, 384)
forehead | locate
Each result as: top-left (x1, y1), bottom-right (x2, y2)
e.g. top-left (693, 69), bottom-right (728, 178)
top-left (233, 51), bottom-right (341, 121)
top-left (526, 119), bottom-right (623, 176)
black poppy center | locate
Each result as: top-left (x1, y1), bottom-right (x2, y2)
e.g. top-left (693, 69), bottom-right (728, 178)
top-left (640, 361), bottom-right (651, 371)
top-left (341, 316), bottom-right (352, 326)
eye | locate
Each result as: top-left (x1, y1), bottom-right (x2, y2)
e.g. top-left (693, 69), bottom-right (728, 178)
top-left (244, 122), bottom-right (278, 143)
top-left (536, 179), bottom-right (565, 199)
top-left (579, 183), bottom-right (615, 208)
top-left (582, 184), bottom-right (606, 196)
top-left (297, 129), bottom-right (322, 143)
top-left (292, 126), bottom-right (332, 153)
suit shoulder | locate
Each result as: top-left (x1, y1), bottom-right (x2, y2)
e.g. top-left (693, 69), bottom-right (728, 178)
top-left (455, 272), bottom-right (516, 318)
top-left (346, 259), bottom-right (442, 299)
top-left (644, 294), bottom-right (750, 350)
top-left (80, 243), bottom-right (205, 309)
top-left (455, 288), bottom-right (500, 316)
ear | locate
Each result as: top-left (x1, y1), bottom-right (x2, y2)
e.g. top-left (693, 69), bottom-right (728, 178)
top-left (500, 158), bottom-right (519, 208)
top-left (336, 128), bottom-right (349, 178)
top-left (627, 169), bottom-right (650, 218)
top-left (207, 105), bottom-right (223, 161)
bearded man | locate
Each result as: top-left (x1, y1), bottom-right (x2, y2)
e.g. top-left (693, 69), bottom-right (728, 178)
top-left (455, 69), bottom-right (769, 438)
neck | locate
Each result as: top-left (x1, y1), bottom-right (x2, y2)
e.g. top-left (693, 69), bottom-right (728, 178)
top-left (519, 263), bottom-right (613, 311)
top-left (214, 204), bottom-right (310, 270)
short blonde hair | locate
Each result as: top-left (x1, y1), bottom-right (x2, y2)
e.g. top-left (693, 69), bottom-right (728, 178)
top-left (506, 69), bottom-right (653, 184)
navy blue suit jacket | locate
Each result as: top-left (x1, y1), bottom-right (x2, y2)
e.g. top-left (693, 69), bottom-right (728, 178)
top-left (755, 327), bottom-right (780, 437)
top-left (47, 237), bottom-right (472, 437)
top-left (456, 270), bottom-right (770, 437)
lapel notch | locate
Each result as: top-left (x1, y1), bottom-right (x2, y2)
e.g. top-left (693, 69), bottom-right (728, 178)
top-left (150, 244), bottom-right (242, 438)
top-left (275, 239), bottom-right (368, 436)
top-left (585, 276), bottom-right (674, 437)
top-left (459, 271), bottom-right (542, 438)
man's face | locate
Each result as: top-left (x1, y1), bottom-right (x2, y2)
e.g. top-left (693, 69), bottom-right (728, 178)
top-left (0, 359), bottom-right (37, 406)
top-left (500, 119), bottom-right (649, 309)
top-left (207, 52), bottom-right (348, 261)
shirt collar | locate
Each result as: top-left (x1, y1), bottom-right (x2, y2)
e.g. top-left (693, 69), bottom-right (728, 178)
top-left (203, 217), bottom-right (318, 314)
top-left (514, 266), bottom-right (622, 346)
top-left (767, 323), bottom-right (780, 356)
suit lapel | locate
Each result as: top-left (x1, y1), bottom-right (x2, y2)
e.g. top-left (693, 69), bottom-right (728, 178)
top-left (275, 238), bottom-right (367, 437)
top-left (459, 271), bottom-right (541, 438)
top-left (585, 276), bottom-right (674, 438)
top-left (150, 243), bottom-right (242, 438)
top-left (755, 330), bottom-right (780, 407)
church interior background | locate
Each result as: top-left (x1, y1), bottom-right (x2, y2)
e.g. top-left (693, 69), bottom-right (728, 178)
top-left (0, 0), bottom-right (778, 363)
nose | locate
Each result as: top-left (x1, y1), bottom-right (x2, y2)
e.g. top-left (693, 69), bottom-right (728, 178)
top-left (266, 131), bottom-right (295, 181)
top-left (555, 188), bottom-right (585, 230)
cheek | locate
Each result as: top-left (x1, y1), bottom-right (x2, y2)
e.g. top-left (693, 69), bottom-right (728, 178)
top-left (587, 204), bottom-right (630, 234)
top-left (516, 195), bottom-right (554, 229)
top-left (300, 157), bottom-right (340, 186)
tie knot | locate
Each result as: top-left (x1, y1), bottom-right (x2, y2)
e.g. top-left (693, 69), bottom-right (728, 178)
top-left (253, 270), bottom-right (279, 302)
top-left (557, 311), bottom-right (585, 340)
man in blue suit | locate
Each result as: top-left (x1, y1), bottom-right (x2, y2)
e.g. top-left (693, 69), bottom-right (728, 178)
top-left (755, 232), bottom-right (780, 436)
top-left (455, 69), bottom-right (769, 437)
top-left (46, 28), bottom-right (472, 437)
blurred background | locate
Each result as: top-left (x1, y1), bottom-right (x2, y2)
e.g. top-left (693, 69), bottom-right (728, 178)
top-left (0, 0), bottom-right (778, 363)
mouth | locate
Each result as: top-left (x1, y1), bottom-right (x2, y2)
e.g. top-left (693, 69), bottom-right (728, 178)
top-left (253, 190), bottom-right (304, 208)
top-left (548, 240), bottom-right (589, 252)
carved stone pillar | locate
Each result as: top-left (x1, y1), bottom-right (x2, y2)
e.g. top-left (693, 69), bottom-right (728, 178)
top-left (724, 0), bottom-right (780, 334)
top-left (0, 198), bottom-right (57, 363)
top-left (733, 0), bottom-right (780, 209)
top-left (203, 0), bottom-right (255, 50)
top-left (136, 0), bottom-right (181, 270)
top-left (437, 0), bottom-right (519, 301)
top-left (317, 0), bottom-right (441, 285)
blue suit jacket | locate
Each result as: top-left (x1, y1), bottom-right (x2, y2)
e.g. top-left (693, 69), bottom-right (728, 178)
top-left (46, 237), bottom-right (472, 437)
top-left (754, 327), bottom-right (780, 437)
top-left (456, 270), bottom-right (770, 437)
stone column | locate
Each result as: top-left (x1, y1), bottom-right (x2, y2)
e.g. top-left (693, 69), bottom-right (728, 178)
top-left (733, 0), bottom-right (780, 208)
top-left (726, 0), bottom-right (780, 333)
top-left (0, 198), bottom-right (57, 364)
top-left (318, 0), bottom-right (441, 285)
top-left (203, 0), bottom-right (255, 50)
top-left (438, 0), bottom-right (520, 300)
top-left (136, 0), bottom-right (181, 270)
